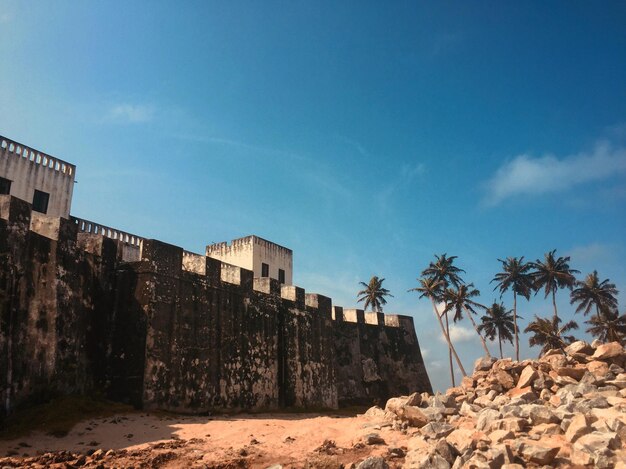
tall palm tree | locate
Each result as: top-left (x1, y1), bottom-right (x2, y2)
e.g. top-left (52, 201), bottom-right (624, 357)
top-left (570, 271), bottom-right (619, 316)
top-left (357, 276), bottom-right (393, 312)
top-left (491, 256), bottom-right (533, 361)
top-left (478, 302), bottom-right (516, 359)
top-left (442, 284), bottom-right (491, 357)
top-left (585, 309), bottom-right (626, 345)
top-left (524, 315), bottom-right (579, 356)
top-left (422, 254), bottom-right (466, 288)
top-left (409, 277), bottom-right (467, 382)
top-left (530, 250), bottom-right (580, 323)
top-left (421, 254), bottom-right (466, 385)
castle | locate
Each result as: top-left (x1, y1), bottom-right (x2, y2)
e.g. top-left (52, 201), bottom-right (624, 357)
top-left (0, 135), bottom-right (431, 418)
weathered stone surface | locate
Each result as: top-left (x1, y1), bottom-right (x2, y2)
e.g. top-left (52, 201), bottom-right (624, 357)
top-left (556, 366), bottom-right (586, 380)
top-left (420, 422), bottom-right (455, 439)
top-left (446, 428), bottom-right (476, 453)
top-left (474, 356), bottom-right (497, 372)
top-left (565, 414), bottom-right (591, 443)
top-left (516, 366), bottom-right (538, 388)
top-left (356, 456), bottom-right (389, 469)
top-left (593, 342), bottom-right (624, 360)
top-left (575, 431), bottom-right (620, 452)
top-left (488, 429), bottom-right (514, 443)
top-left (476, 408), bottom-right (501, 431)
top-left (397, 405), bottom-right (429, 427)
top-left (515, 442), bottom-right (559, 465)
top-left (565, 340), bottom-right (594, 356)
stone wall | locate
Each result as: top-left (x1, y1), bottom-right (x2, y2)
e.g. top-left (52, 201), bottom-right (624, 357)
top-left (0, 196), bottom-right (432, 419)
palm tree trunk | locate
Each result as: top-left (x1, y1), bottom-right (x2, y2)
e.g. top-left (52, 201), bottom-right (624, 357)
top-left (498, 333), bottom-right (503, 359)
top-left (430, 297), bottom-right (467, 379)
top-left (552, 289), bottom-right (558, 323)
top-left (513, 292), bottom-right (519, 362)
top-left (444, 311), bottom-right (455, 386)
top-left (463, 306), bottom-right (491, 357)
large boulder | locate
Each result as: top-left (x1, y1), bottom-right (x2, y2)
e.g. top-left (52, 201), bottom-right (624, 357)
top-left (593, 342), bottom-right (625, 360)
top-left (516, 365), bottom-right (538, 388)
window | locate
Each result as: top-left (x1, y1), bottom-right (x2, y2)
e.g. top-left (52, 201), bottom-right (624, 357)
top-left (0, 177), bottom-right (10, 195)
top-left (32, 190), bottom-right (50, 214)
top-left (278, 269), bottom-right (285, 284)
top-left (261, 262), bottom-right (269, 278)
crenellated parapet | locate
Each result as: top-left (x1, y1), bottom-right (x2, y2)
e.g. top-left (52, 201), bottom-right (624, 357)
top-left (0, 200), bottom-right (432, 415)
top-left (1, 136), bottom-right (76, 218)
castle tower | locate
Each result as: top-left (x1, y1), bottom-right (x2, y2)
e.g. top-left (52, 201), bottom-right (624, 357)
top-left (206, 235), bottom-right (293, 285)
top-left (0, 135), bottom-right (76, 219)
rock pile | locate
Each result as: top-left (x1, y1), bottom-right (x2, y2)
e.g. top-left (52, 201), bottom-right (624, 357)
top-left (377, 340), bottom-right (626, 468)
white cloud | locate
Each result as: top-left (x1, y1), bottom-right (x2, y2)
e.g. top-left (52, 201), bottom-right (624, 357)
top-left (107, 103), bottom-right (154, 123)
top-left (484, 140), bottom-right (626, 205)
top-left (567, 243), bottom-right (610, 264)
top-left (440, 325), bottom-right (476, 343)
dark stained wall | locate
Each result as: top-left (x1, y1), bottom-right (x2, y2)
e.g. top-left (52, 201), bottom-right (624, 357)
top-left (0, 196), bottom-right (432, 419)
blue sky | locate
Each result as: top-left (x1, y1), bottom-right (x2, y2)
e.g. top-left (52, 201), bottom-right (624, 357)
top-left (1, 1), bottom-right (625, 392)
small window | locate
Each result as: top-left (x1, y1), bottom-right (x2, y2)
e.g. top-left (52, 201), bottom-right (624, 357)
top-left (261, 262), bottom-right (269, 278)
top-left (0, 177), bottom-right (11, 195)
top-left (32, 189), bottom-right (50, 214)
top-left (278, 269), bottom-right (285, 284)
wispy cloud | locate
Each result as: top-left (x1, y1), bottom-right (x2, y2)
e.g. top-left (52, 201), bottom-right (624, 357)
top-left (375, 162), bottom-right (425, 210)
top-left (567, 243), bottom-right (610, 265)
top-left (440, 325), bottom-right (476, 343)
top-left (106, 103), bottom-right (155, 123)
top-left (483, 139), bottom-right (626, 206)
top-left (336, 135), bottom-right (369, 157)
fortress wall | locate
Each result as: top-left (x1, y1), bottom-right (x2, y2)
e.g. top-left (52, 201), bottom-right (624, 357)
top-left (0, 197), bottom-right (431, 416)
top-left (0, 196), bottom-right (119, 418)
top-left (333, 314), bottom-right (433, 406)
top-left (127, 239), bottom-right (337, 411)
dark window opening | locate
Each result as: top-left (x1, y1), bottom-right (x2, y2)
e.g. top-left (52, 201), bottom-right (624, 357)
top-left (278, 269), bottom-right (285, 284)
top-left (261, 263), bottom-right (269, 278)
top-left (33, 189), bottom-right (50, 214)
top-left (0, 177), bottom-right (11, 195)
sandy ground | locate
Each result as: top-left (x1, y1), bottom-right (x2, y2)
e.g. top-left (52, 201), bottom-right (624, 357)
top-left (0, 411), bottom-right (410, 468)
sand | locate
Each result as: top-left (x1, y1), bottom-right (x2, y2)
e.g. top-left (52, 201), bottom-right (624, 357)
top-left (0, 410), bottom-right (410, 468)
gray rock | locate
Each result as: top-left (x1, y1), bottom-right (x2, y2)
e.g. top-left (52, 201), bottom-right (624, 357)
top-left (515, 442), bottom-right (559, 465)
top-left (356, 456), bottom-right (389, 469)
top-left (575, 431), bottom-right (620, 452)
top-left (433, 439), bottom-right (459, 465)
top-left (364, 433), bottom-right (386, 445)
top-left (525, 405), bottom-right (558, 425)
top-left (476, 408), bottom-right (501, 431)
top-left (474, 356), bottom-right (497, 372)
top-left (564, 413), bottom-right (590, 442)
top-left (420, 422), bottom-right (455, 439)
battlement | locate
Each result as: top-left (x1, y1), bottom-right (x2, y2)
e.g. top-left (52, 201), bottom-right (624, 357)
top-left (1, 136), bottom-right (75, 177)
top-left (1, 136), bottom-right (76, 218)
top-left (71, 216), bottom-right (144, 247)
top-left (206, 235), bottom-right (293, 286)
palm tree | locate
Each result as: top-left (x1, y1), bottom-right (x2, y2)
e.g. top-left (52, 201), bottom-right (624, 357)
top-left (478, 302), bottom-right (516, 359)
top-left (409, 277), bottom-right (467, 382)
top-left (570, 271), bottom-right (619, 316)
top-left (442, 284), bottom-right (491, 357)
top-left (585, 309), bottom-right (626, 345)
top-left (524, 315), bottom-right (579, 356)
top-left (357, 276), bottom-right (393, 312)
top-left (491, 257), bottom-right (533, 361)
top-left (421, 254), bottom-right (466, 385)
top-left (422, 254), bottom-right (466, 288)
top-left (531, 250), bottom-right (580, 323)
